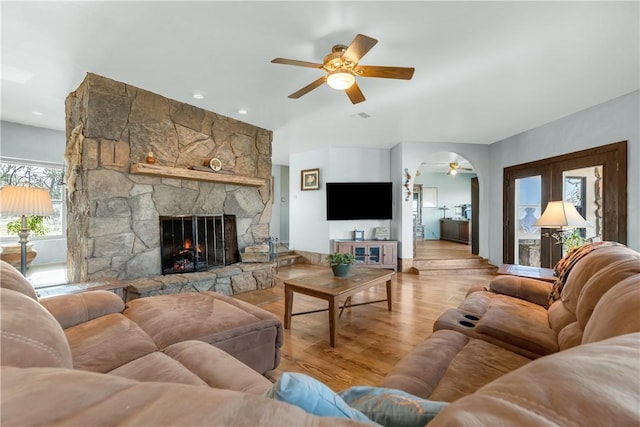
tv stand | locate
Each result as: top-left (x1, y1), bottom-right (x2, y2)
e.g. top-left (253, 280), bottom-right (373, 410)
top-left (334, 240), bottom-right (397, 272)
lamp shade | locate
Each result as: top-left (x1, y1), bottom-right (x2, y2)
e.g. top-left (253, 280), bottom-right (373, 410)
top-left (0, 186), bottom-right (54, 216)
top-left (533, 201), bottom-right (590, 228)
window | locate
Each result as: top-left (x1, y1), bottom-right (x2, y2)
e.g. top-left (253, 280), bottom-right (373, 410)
top-left (0, 158), bottom-right (65, 239)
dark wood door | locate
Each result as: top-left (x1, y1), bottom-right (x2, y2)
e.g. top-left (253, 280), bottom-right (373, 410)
top-left (503, 141), bottom-right (627, 268)
top-left (471, 177), bottom-right (479, 255)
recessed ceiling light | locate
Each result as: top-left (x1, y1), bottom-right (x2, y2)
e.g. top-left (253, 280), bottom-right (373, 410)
top-left (192, 91), bottom-right (205, 100)
top-left (237, 108), bottom-right (248, 115)
top-left (31, 111), bottom-right (43, 116)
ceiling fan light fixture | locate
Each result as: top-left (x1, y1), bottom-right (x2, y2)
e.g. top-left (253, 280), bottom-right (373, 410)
top-left (327, 70), bottom-right (355, 90)
top-left (448, 168), bottom-right (457, 176)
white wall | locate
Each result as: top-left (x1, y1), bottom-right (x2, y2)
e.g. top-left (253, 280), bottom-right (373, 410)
top-left (1, 121), bottom-right (66, 161)
top-left (269, 165), bottom-right (281, 240)
top-left (488, 90), bottom-right (640, 264)
top-left (415, 172), bottom-right (476, 240)
top-left (289, 148), bottom-right (391, 254)
top-left (280, 165), bottom-right (290, 244)
top-left (1, 121), bottom-right (67, 266)
top-left (289, 149), bottom-right (331, 253)
top-left (270, 164), bottom-right (290, 245)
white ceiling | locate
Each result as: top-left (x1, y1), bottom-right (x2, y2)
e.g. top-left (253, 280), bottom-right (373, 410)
top-left (2, 1), bottom-right (638, 166)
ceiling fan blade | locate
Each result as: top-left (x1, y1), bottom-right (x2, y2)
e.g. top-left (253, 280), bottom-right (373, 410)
top-left (288, 76), bottom-right (327, 99)
top-left (271, 58), bottom-right (324, 69)
top-left (342, 34), bottom-right (378, 64)
top-left (345, 82), bottom-right (366, 104)
top-left (354, 65), bottom-right (415, 80)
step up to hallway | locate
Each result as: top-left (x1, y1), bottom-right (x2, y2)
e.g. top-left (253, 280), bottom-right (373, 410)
top-left (277, 252), bottom-right (304, 267)
top-left (411, 256), bottom-right (497, 275)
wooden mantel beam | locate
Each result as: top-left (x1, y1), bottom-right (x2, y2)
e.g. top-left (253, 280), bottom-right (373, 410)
top-left (129, 163), bottom-right (267, 187)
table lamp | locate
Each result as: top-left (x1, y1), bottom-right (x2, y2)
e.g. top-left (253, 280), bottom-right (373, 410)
top-left (534, 200), bottom-right (590, 265)
top-left (0, 185), bottom-right (54, 275)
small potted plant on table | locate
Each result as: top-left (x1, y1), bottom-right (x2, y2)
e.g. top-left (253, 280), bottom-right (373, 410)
top-left (327, 252), bottom-right (356, 277)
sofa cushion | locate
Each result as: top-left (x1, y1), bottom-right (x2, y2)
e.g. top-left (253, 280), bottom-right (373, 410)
top-left (472, 295), bottom-right (558, 356)
top-left (575, 258), bottom-right (640, 331)
top-left (0, 260), bottom-right (39, 300)
top-left (124, 291), bottom-right (283, 373)
top-left (265, 372), bottom-right (372, 423)
top-left (110, 342), bottom-right (272, 394)
top-left (381, 329), bottom-right (530, 402)
top-left (489, 275), bottom-right (551, 307)
top-left (41, 290), bottom-right (125, 329)
top-left (429, 333), bottom-right (640, 427)
top-left (559, 245), bottom-right (639, 315)
top-left (64, 313), bottom-right (158, 373)
top-left (162, 340), bottom-right (273, 394)
top-left (1, 366), bottom-right (370, 427)
top-left (547, 298), bottom-right (576, 332)
top-left (108, 351), bottom-right (208, 385)
top-left (582, 275), bottom-right (640, 344)
top-left (556, 321), bottom-right (583, 351)
top-left (0, 288), bottom-right (72, 369)
top-left (339, 386), bottom-right (448, 427)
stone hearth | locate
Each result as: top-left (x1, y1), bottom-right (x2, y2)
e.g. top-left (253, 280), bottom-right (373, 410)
top-left (126, 262), bottom-right (274, 300)
top-left (64, 73), bottom-right (274, 294)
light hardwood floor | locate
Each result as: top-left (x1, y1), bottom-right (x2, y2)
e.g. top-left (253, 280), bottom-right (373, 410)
top-left (413, 239), bottom-right (474, 259)
top-left (237, 257), bottom-right (494, 391)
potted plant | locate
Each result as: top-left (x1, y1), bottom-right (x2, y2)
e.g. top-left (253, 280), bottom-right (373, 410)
top-left (327, 252), bottom-right (356, 277)
top-left (1, 215), bottom-right (49, 268)
top-left (552, 229), bottom-right (587, 253)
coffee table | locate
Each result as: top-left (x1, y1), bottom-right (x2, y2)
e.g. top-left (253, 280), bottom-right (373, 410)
top-left (283, 267), bottom-right (394, 347)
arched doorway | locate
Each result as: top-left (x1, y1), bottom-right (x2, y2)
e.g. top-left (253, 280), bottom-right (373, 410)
top-left (412, 152), bottom-right (478, 262)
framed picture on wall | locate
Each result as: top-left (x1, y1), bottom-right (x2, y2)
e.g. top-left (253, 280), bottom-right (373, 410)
top-left (301, 168), bottom-right (320, 191)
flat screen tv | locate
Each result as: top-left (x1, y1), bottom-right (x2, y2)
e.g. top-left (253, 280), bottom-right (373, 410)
top-left (326, 182), bottom-right (392, 220)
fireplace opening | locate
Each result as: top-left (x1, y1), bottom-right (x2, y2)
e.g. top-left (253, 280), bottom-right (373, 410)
top-left (160, 215), bottom-right (240, 275)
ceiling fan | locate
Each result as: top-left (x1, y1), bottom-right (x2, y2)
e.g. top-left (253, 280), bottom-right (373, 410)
top-left (271, 34), bottom-right (415, 104)
top-left (448, 162), bottom-right (472, 175)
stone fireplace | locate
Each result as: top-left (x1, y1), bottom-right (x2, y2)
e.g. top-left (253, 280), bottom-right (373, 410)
top-left (64, 73), bottom-right (274, 294)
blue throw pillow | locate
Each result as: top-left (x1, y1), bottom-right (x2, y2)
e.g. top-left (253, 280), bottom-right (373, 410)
top-left (339, 386), bottom-right (448, 427)
top-left (264, 372), bottom-right (373, 423)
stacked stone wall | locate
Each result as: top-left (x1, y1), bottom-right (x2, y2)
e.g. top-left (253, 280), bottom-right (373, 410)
top-left (65, 73), bottom-right (273, 290)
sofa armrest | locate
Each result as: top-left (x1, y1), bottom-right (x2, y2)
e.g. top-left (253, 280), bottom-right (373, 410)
top-left (489, 275), bottom-right (552, 307)
top-left (40, 291), bottom-right (125, 329)
top-left (465, 285), bottom-right (488, 297)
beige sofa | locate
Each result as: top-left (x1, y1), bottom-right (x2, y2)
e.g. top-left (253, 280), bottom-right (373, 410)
top-left (1, 283), bottom-right (367, 426)
top-left (382, 243), bottom-right (640, 404)
top-left (1, 259), bottom-right (282, 375)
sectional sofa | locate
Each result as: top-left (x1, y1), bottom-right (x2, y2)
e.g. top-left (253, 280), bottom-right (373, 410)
top-left (383, 242), bottom-right (640, 422)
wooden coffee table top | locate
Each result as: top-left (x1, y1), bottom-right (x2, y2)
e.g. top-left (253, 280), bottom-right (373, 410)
top-left (284, 268), bottom-right (394, 297)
